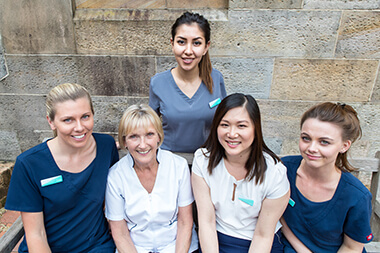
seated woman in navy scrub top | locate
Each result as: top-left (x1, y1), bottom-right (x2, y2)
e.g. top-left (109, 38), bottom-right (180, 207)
top-left (149, 11), bottom-right (227, 153)
top-left (281, 102), bottom-right (373, 253)
top-left (105, 104), bottom-right (198, 253)
top-left (5, 83), bottom-right (119, 253)
top-left (192, 93), bottom-right (290, 253)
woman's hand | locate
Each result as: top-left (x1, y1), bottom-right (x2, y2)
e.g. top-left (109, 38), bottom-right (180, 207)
top-left (108, 219), bottom-right (138, 253)
top-left (175, 204), bottom-right (193, 253)
top-left (249, 190), bottom-right (290, 253)
top-left (192, 172), bottom-right (219, 253)
top-left (21, 212), bottom-right (51, 253)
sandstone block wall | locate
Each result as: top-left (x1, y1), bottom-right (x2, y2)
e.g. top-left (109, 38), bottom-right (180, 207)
top-left (0, 0), bottom-right (379, 162)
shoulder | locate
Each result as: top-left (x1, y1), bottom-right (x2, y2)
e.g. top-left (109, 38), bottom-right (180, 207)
top-left (17, 142), bottom-right (48, 163)
top-left (150, 69), bottom-right (172, 84)
top-left (109, 154), bottom-right (132, 174)
top-left (341, 172), bottom-right (372, 199)
top-left (211, 68), bottom-right (223, 77)
top-left (194, 148), bottom-right (209, 161)
top-left (93, 132), bottom-right (114, 143)
top-left (263, 152), bottom-right (287, 175)
top-left (158, 149), bottom-right (188, 166)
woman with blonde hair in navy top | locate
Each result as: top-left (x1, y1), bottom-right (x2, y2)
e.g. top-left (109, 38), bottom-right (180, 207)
top-left (281, 102), bottom-right (373, 252)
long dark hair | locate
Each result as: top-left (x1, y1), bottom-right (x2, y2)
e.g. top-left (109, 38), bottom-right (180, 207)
top-left (301, 102), bottom-right (362, 172)
top-left (202, 93), bottom-right (280, 184)
top-left (171, 11), bottom-right (213, 93)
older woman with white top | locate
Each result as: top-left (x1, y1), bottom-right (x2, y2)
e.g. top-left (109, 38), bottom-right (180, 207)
top-left (105, 104), bottom-right (198, 253)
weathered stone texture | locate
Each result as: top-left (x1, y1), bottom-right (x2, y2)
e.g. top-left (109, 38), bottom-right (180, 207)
top-left (156, 56), bottom-right (275, 98)
top-left (74, 20), bottom-right (173, 55)
top-left (0, 35), bottom-right (7, 81)
top-left (167, 0), bottom-right (227, 8)
top-left (229, 0), bottom-right (302, 9)
top-left (0, 55), bottom-right (155, 96)
top-left (336, 11), bottom-right (380, 59)
top-left (211, 10), bottom-right (341, 58)
top-left (0, 0), bottom-right (76, 54)
top-left (372, 66), bottom-right (380, 102)
top-left (270, 59), bottom-right (378, 101)
top-left (212, 58), bottom-right (274, 98)
top-left (303, 0), bottom-right (380, 10)
top-left (0, 132), bottom-right (21, 161)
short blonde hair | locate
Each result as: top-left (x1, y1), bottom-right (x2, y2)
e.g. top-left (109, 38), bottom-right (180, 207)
top-left (46, 83), bottom-right (94, 137)
top-left (118, 104), bottom-right (164, 149)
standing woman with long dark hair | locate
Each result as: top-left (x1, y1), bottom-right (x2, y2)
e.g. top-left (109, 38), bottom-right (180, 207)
top-left (149, 11), bottom-right (226, 153)
top-left (192, 93), bottom-right (290, 253)
top-left (281, 102), bottom-right (373, 252)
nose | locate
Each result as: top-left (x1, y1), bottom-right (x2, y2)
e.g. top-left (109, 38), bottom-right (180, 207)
top-left (184, 43), bottom-right (192, 55)
top-left (307, 141), bottom-right (318, 153)
top-left (74, 120), bottom-right (84, 132)
top-left (139, 136), bottom-right (147, 148)
top-left (227, 126), bottom-right (238, 138)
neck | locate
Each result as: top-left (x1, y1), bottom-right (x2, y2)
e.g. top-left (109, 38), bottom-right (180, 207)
top-left (173, 66), bottom-right (200, 82)
top-left (300, 159), bottom-right (341, 182)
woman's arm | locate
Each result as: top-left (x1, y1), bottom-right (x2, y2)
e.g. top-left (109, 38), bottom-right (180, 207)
top-left (175, 204), bottom-right (193, 253)
top-left (337, 234), bottom-right (364, 253)
top-left (249, 190), bottom-right (290, 253)
top-left (21, 212), bottom-right (51, 253)
top-left (280, 217), bottom-right (312, 253)
top-left (108, 220), bottom-right (138, 253)
top-left (192, 172), bottom-right (219, 253)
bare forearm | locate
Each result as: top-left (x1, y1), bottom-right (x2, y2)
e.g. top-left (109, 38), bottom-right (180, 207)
top-left (249, 234), bottom-right (273, 253)
top-left (26, 236), bottom-right (51, 253)
top-left (198, 225), bottom-right (219, 253)
top-left (175, 222), bottom-right (192, 253)
top-left (113, 235), bottom-right (138, 253)
top-left (280, 218), bottom-right (312, 253)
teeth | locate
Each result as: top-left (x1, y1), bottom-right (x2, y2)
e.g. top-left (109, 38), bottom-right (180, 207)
top-left (73, 134), bottom-right (85, 139)
top-left (227, 141), bottom-right (239, 145)
top-left (138, 150), bottom-right (149, 154)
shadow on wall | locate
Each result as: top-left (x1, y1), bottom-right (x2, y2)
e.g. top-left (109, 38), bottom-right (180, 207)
top-left (0, 34), bottom-right (9, 81)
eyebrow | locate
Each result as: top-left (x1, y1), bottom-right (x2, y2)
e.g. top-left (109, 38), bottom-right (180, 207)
top-left (176, 36), bottom-right (204, 41)
top-left (301, 132), bottom-right (334, 141)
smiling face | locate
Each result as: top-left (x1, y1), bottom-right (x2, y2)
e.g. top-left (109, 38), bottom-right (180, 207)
top-left (217, 106), bottom-right (255, 161)
top-left (299, 118), bottom-right (351, 170)
top-left (47, 97), bottom-right (94, 150)
top-left (171, 23), bottom-right (210, 73)
top-left (124, 123), bottom-right (160, 170)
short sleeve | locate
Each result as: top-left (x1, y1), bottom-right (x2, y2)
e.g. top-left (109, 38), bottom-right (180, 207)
top-left (5, 157), bottom-right (43, 212)
top-left (110, 139), bottom-right (119, 166)
top-left (344, 193), bottom-right (373, 243)
top-left (177, 158), bottom-right (194, 207)
top-left (264, 160), bottom-right (290, 200)
top-left (105, 164), bottom-right (126, 221)
top-left (192, 149), bottom-right (207, 178)
top-left (149, 77), bottom-right (160, 115)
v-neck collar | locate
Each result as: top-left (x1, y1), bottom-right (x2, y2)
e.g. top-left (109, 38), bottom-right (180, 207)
top-left (169, 68), bottom-right (204, 104)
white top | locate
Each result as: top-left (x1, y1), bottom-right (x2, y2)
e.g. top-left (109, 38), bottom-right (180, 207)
top-left (105, 149), bottom-right (198, 253)
top-left (192, 148), bottom-right (290, 241)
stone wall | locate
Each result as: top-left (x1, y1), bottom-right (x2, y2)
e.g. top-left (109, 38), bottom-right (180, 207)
top-left (0, 0), bottom-right (379, 162)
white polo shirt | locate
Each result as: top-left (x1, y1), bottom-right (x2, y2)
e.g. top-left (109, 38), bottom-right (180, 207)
top-left (192, 148), bottom-right (289, 241)
top-left (105, 149), bottom-right (198, 253)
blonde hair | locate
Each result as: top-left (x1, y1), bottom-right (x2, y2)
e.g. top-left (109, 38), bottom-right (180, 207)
top-left (46, 83), bottom-right (94, 137)
top-left (118, 104), bottom-right (164, 149)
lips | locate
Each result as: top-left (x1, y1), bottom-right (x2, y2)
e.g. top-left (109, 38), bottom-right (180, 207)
top-left (137, 150), bottom-right (150, 154)
top-left (72, 133), bottom-right (85, 139)
top-left (182, 58), bottom-right (194, 64)
top-left (226, 140), bottom-right (240, 147)
top-left (306, 153), bottom-right (321, 160)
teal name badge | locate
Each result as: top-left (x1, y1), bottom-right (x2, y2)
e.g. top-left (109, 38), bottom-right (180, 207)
top-left (209, 98), bottom-right (221, 108)
top-left (239, 197), bottom-right (254, 206)
top-left (289, 198), bottom-right (295, 207)
top-left (41, 175), bottom-right (63, 187)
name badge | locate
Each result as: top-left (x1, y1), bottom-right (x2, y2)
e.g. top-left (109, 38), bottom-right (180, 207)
top-left (289, 198), bottom-right (295, 207)
top-left (239, 197), bottom-right (254, 206)
top-left (209, 98), bottom-right (221, 108)
top-left (41, 175), bottom-right (63, 187)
